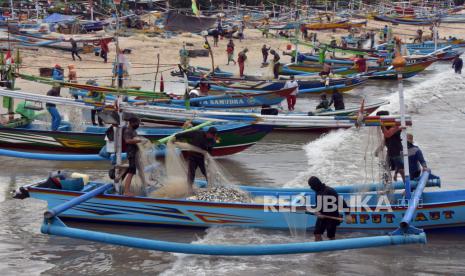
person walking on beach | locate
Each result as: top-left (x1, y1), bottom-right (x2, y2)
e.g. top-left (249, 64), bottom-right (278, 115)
top-left (270, 49), bottom-right (280, 79)
top-left (212, 29), bottom-right (219, 47)
top-left (226, 39), bottom-right (236, 65)
top-left (237, 48), bottom-right (248, 77)
top-left (383, 25), bottom-right (388, 42)
top-left (95, 38), bottom-right (110, 63)
top-left (261, 44), bottom-right (270, 64)
top-left (284, 75), bottom-right (298, 111)
top-left (70, 37), bottom-right (82, 61)
top-left (308, 176), bottom-right (349, 241)
top-left (452, 56), bottom-right (463, 74)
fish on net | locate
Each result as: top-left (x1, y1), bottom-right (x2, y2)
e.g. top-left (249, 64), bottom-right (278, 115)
top-left (132, 138), bottom-right (251, 203)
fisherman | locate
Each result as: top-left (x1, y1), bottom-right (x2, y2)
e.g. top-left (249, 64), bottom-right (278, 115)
top-left (270, 49), bottom-right (280, 79)
top-left (414, 29), bottom-right (423, 43)
top-left (173, 127), bottom-right (218, 193)
top-left (329, 89), bottom-right (345, 110)
top-left (179, 43), bottom-right (190, 69)
top-left (354, 55), bottom-right (367, 73)
top-left (379, 111), bottom-right (404, 182)
top-left (316, 94), bottom-right (329, 111)
top-left (212, 29), bottom-right (220, 47)
top-left (70, 37), bottom-right (82, 61)
top-left (262, 23), bottom-right (270, 38)
top-left (115, 49), bottom-right (127, 89)
top-left (52, 64), bottom-right (64, 81)
top-left (319, 62), bottom-right (331, 77)
top-left (67, 64), bottom-right (78, 99)
top-left (84, 79), bottom-right (105, 126)
top-left (95, 38), bottom-right (110, 63)
top-left (237, 48), bottom-right (248, 77)
top-left (46, 86), bottom-right (62, 131)
top-left (193, 74), bottom-right (211, 96)
top-left (238, 20), bottom-right (245, 42)
top-left (369, 30), bottom-right (376, 49)
top-left (452, 56), bottom-right (463, 74)
top-left (123, 117), bottom-right (142, 196)
top-left (308, 176), bottom-right (349, 241)
top-left (405, 133), bottom-right (428, 180)
top-left (284, 75), bottom-right (298, 111)
top-left (261, 44), bottom-right (271, 64)
top-left (383, 25), bottom-right (388, 42)
top-left (226, 39), bottom-right (236, 65)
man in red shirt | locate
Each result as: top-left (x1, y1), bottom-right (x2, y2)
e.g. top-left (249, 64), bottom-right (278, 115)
top-left (354, 55), bottom-right (367, 73)
top-left (237, 48), bottom-right (248, 77)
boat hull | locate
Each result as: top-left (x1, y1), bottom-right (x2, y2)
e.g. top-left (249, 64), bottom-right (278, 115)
top-left (27, 186), bottom-right (465, 232)
top-left (0, 123), bottom-right (272, 157)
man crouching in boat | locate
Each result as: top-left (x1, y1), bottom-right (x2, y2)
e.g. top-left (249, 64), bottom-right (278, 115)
top-left (173, 127), bottom-right (218, 193)
top-left (308, 176), bottom-right (350, 241)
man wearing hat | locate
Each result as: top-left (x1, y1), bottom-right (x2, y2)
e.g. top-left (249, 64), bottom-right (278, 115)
top-left (174, 127), bottom-right (218, 193)
top-left (308, 176), bottom-right (350, 241)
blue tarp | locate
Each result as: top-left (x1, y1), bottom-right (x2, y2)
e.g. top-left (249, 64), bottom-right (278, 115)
top-left (44, 13), bottom-right (76, 24)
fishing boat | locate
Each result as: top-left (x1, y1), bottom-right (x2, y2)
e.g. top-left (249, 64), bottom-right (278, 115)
top-left (14, 171), bottom-right (460, 233)
top-left (159, 88), bottom-right (294, 109)
top-left (304, 20), bottom-right (367, 30)
top-left (187, 75), bottom-right (367, 95)
top-left (135, 104), bottom-right (409, 131)
top-left (0, 119), bottom-right (270, 157)
top-left (0, 88), bottom-right (272, 157)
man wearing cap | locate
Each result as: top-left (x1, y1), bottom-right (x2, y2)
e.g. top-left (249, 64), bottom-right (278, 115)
top-left (123, 117), bottom-right (142, 196)
top-left (174, 127), bottom-right (218, 192)
top-left (308, 176), bottom-right (350, 241)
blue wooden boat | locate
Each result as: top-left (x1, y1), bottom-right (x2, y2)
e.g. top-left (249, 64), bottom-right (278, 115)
top-left (15, 172), bottom-right (463, 233)
top-left (187, 75), bottom-right (367, 95)
top-left (159, 88), bottom-right (294, 109)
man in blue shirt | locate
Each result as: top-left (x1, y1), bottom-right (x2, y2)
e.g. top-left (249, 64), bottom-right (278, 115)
top-left (407, 133), bottom-right (428, 179)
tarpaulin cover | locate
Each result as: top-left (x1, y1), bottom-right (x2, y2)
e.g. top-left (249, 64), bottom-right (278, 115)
top-left (164, 11), bottom-right (216, 33)
top-left (44, 13), bottom-right (76, 24)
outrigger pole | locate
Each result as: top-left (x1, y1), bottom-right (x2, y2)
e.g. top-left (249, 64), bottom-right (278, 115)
top-left (41, 217), bottom-right (426, 255)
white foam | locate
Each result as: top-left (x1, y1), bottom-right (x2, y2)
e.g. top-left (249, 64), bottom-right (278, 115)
top-left (382, 69), bottom-right (465, 114)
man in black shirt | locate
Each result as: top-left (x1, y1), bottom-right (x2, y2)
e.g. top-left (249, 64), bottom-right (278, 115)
top-left (308, 176), bottom-right (349, 241)
top-left (70, 37), bottom-right (82, 61)
top-left (329, 90), bottom-right (345, 110)
top-left (123, 117), bottom-right (141, 196)
top-left (174, 127), bottom-right (217, 190)
top-left (270, 50), bottom-right (280, 79)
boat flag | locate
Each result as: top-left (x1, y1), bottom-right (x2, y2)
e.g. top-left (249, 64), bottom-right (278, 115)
top-left (5, 51), bottom-right (14, 65)
top-left (192, 0), bottom-right (200, 16)
top-left (159, 73), bottom-right (164, 92)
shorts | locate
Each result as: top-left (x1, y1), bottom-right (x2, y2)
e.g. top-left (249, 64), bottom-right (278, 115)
top-left (314, 218), bottom-right (340, 239)
top-left (127, 155), bottom-right (137, 174)
top-left (390, 156), bottom-right (404, 171)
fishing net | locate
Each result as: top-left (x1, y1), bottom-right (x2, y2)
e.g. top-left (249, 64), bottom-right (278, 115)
top-left (148, 141), bottom-right (191, 199)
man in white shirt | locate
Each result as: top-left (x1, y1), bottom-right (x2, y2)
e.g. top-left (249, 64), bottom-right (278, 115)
top-left (284, 75), bottom-right (299, 111)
